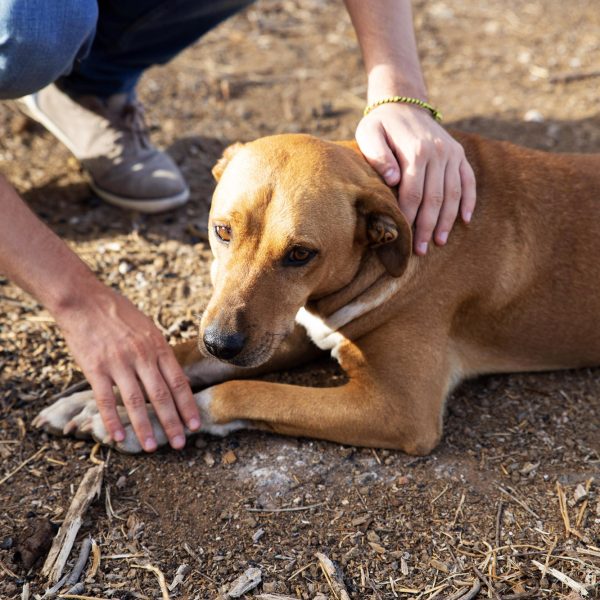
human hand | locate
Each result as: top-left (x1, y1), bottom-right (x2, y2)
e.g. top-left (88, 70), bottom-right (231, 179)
top-left (55, 283), bottom-right (200, 452)
top-left (356, 103), bottom-right (476, 255)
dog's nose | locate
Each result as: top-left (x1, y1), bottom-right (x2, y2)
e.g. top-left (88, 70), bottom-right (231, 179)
top-left (203, 326), bottom-right (246, 360)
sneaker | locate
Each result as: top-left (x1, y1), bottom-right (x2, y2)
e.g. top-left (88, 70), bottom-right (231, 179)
top-left (17, 84), bottom-right (189, 213)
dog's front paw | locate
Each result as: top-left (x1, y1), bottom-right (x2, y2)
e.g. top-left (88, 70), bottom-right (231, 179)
top-left (89, 407), bottom-right (169, 454)
top-left (33, 390), bottom-right (98, 437)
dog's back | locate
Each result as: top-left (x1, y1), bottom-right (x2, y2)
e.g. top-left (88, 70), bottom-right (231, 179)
top-left (437, 132), bottom-right (600, 373)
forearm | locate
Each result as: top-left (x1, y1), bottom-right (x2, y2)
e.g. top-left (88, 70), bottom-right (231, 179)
top-left (343, 0), bottom-right (427, 101)
top-left (0, 173), bottom-right (105, 318)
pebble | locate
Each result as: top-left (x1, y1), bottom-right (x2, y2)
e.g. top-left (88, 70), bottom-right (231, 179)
top-left (252, 528), bottom-right (265, 543)
top-left (524, 109), bottom-right (544, 123)
top-left (118, 261), bottom-right (133, 275)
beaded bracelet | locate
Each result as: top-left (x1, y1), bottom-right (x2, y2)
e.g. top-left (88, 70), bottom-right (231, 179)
top-left (363, 96), bottom-right (443, 122)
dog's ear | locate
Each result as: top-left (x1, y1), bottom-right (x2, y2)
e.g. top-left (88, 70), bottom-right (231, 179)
top-left (212, 142), bottom-right (244, 181)
top-left (357, 189), bottom-right (413, 277)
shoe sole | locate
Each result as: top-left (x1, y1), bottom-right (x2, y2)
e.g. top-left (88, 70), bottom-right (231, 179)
top-left (17, 94), bottom-right (190, 213)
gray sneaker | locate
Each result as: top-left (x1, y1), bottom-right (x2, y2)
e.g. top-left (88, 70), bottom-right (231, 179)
top-left (17, 84), bottom-right (189, 213)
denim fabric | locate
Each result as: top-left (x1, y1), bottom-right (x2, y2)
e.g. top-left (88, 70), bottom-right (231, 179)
top-left (0, 0), bottom-right (253, 100)
top-left (0, 0), bottom-right (98, 99)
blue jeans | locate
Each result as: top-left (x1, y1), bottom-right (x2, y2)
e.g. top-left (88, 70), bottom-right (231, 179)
top-left (0, 0), bottom-right (253, 100)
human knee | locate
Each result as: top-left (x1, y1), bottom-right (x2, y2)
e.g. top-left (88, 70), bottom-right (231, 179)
top-left (0, 0), bottom-right (98, 99)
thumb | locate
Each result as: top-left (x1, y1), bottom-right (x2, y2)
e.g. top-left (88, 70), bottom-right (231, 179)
top-left (356, 120), bottom-right (401, 186)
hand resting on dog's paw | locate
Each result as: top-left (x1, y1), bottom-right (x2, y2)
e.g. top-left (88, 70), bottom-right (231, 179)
top-left (33, 386), bottom-right (249, 454)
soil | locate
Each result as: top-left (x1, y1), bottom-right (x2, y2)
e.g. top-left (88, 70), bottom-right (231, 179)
top-left (1, 1), bottom-right (599, 599)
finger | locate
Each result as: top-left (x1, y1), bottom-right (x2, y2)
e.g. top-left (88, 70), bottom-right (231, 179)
top-left (397, 154), bottom-right (426, 227)
top-left (137, 362), bottom-right (186, 450)
top-left (113, 372), bottom-right (157, 452)
top-left (356, 120), bottom-right (401, 186)
top-left (158, 351), bottom-right (200, 432)
top-left (414, 160), bottom-right (445, 255)
top-left (459, 159), bottom-right (477, 223)
top-left (434, 160), bottom-right (462, 245)
top-left (89, 375), bottom-right (125, 443)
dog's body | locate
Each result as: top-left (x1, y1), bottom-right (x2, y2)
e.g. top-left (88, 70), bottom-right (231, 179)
top-left (34, 132), bottom-right (600, 454)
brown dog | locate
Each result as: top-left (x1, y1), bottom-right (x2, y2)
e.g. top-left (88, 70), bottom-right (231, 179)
top-left (33, 132), bottom-right (600, 454)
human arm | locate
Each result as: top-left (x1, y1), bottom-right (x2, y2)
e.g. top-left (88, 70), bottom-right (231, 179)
top-left (343, 0), bottom-right (476, 255)
top-left (0, 174), bottom-right (200, 451)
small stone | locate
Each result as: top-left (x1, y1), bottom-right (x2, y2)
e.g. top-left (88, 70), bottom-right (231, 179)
top-left (118, 261), bottom-right (133, 275)
top-left (252, 528), bottom-right (265, 543)
top-left (0, 536), bottom-right (13, 550)
top-left (524, 109), bottom-right (544, 123)
top-left (574, 483), bottom-right (588, 505)
top-left (203, 451), bottom-right (215, 467)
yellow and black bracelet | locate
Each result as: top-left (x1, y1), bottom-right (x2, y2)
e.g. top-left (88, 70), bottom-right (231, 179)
top-left (363, 96), bottom-right (443, 122)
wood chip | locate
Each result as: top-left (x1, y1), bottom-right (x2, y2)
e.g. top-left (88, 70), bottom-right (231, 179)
top-left (42, 465), bottom-right (104, 583)
top-left (532, 559), bottom-right (589, 597)
top-left (222, 450), bottom-right (238, 464)
top-left (226, 566), bottom-right (262, 598)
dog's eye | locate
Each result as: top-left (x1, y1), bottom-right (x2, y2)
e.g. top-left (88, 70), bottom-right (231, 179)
top-left (214, 224), bottom-right (232, 243)
top-left (283, 246), bottom-right (317, 267)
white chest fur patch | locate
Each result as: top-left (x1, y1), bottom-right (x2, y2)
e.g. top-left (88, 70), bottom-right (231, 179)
top-left (295, 307), bottom-right (347, 358)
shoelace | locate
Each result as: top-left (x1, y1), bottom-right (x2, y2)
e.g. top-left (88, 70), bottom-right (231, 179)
top-left (113, 100), bottom-right (152, 152)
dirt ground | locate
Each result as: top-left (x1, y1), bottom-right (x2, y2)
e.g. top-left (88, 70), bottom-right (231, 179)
top-left (1, 0), bottom-right (599, 598)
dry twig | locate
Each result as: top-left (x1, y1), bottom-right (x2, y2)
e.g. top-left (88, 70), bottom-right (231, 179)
top-left (315, 552), bottom-right (351, 600)
top-left (246, 502), bottom-right (323, 513)
top-left (0, 445), bottom-right (47, 486)
top-left (42, 465), bottom-right (104, 582)
top-left (132, 563), bottom-right (170, 600)
top-left (531, 559), bottom-right (589, 597)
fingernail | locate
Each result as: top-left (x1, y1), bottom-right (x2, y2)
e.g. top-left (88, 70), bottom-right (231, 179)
top-left (417, 242), bottom-right (428, 255)
top-left (113, 430), bottom-right (125, 442)
top-left (464, 211), bottom-right (472, 223)
top-left (171, 435), bottom-right (186, 449)
top-left (438, 231), bottom-right (449, 244)
top-left (188, 417), bottom-right (201, 431)
top-left (144, 437), bottom-right (157, 452)
top-left (384, 168), bottom-right (397, 182)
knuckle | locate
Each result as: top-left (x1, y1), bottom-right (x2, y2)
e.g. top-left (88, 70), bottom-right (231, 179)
top-left (149, 386), bottom-right (171, 406)
top-left (124, 392), bottom-right (146, 410)
top-left (169, 373), bottom-right (190, 394)
top-left (401, 187), bottom-right (423, 207)
top-left (95, 394), bottom-right (115, 411)
top-left (414, 140), bottom-right (433, 159)
top-left (433, 138), bottom-right (446, 155)
top-left (449, 185), bottom-right (462, 202)
top-left (427, 193), bottom-right (444, 209)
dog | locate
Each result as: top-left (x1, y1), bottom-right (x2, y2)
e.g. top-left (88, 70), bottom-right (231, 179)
top-left (33, 132), bottom-right (600, 455)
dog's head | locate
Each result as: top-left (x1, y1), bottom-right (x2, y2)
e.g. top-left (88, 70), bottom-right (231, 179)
top-left (199, 134), bottom-right (412, 366)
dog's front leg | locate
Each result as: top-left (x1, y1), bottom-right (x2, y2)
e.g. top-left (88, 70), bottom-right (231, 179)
top-left (196, 333), bottom-right (454, 455)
